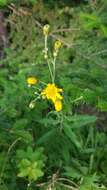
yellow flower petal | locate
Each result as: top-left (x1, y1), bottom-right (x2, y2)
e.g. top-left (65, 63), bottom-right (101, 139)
top-left (41, 83), bottom-right (63, 103)
top-left (27, 77), bottom-right (38, 85)
top-left (54, 100), bottom-right (62, 112)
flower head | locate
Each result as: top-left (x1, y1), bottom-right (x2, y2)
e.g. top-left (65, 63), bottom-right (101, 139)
top-left (54, 40), bottom-right (62, 51)
top-left (43, 24), bottom-right (50, 36)
top-left (27, 77), bottom-right (38, 85)
top-left (41, 83), bottom-right (63, 112)
top-left (41, 83), bottom-right (63, 103)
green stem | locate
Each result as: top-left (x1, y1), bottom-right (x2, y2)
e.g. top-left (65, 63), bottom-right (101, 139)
top-left (47, 59), bottom-right (54, 83)
top-left (44, 36), bottom-right (54, 83)
top-left (39, 80), bottom-right (47, 85)
top-left (89, 154), bottom-right (94, 174)
top-left (27, 184), bottom-right (30, 190)
top-left (52, 56), bottom-right (56, 83)
top-left (31, 95), bottom-right (41, 103)
top-left (71, 96), bottom-right (83, 103)
top-left (45, 35), bottom-right (47, 52)
top-left (0, 138), bottom-right (21, 182)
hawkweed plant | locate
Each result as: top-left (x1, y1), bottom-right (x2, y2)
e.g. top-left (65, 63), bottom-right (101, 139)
top-left (27, 25), bottom-right (63, 112)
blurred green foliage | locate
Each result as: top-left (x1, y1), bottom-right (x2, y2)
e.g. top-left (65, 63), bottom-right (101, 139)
top-left (0, 0), bottom-right (38, 7)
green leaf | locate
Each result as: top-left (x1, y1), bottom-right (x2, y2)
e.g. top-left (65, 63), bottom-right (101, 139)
top-left (101, 160), bottom-right (107, 174)
top-left (100, 25), bottom-right (107, 37)
top-left (37, 128), bottom-right (56, 145)
top-left (63, 126), bottom-right (82, 149)
top-left (64, 167), bottom-right (82, 179)
top-left (13, 119), bottom-right (28, 129)
top-left (65, 115), bottom-right (97, 129)
top-left (16, 146), bottom-right (46, 182)
top-left (80, 13), bottom-right (101, 30)
top-left (0, 0), bottom-right (7, 7)
top-left (97, 100), bottom-right (107, 111)
top-left (12, 130), bottom-right (33, 144)
top-left (79, 175), bottom-right (98, 190)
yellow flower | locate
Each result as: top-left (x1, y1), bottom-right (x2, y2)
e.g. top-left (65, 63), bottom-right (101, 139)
top-left (54, 40), bottom-right (62, 51)
top-left (43, 24), bottom-right (50, 36)
top-left (41, 83), bottom-right (63, 103)
top-left (54, 100), bottom-right (62, 112)
top-left (27, 77), bottom-right (38, 85)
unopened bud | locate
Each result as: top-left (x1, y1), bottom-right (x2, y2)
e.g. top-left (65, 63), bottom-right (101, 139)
top-left (53, 51), bottom-right (58, 57)
top-left (44, 54), bottom-right (48, 59)
top-left (43, 24), bottom-right (50, 36)
top-left (29, 102), bottom-right (35, 109)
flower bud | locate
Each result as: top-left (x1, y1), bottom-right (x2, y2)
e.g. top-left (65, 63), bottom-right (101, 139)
top-left (29, 102), bottom-right (35, 109)
top-left (43, 24), bottom-right (50, 36)
top-left (54, 40), bottom-right (62, 51)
